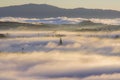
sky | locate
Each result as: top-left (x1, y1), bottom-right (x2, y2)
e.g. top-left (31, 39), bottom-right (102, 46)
top-left (0, 0), bottom-right (120, 10)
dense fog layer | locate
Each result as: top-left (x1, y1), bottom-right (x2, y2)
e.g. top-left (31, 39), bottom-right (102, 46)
top-left (0, 31), bottom-right (120, 80)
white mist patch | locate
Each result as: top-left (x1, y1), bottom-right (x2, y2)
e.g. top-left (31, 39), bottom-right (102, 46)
top-left (1, 17), bottom-right (120, 25)
top-left (90, 18), bottom-right (120, 25)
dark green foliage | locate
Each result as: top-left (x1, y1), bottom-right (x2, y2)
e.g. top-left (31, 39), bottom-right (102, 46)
top-left (0, 21), bottom-right (120, 32)
top-left (0, 34), bottom-right (6, 38)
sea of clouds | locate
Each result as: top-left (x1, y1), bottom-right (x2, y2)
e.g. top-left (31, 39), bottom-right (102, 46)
top-left (0, 17), bottom-right (120, 25)
top-left (0, 31), bottom-right (120, 53)
top-left (0, 52), bottom-right (120, 80)
top-left (0, 31), bottom-right (120, 80)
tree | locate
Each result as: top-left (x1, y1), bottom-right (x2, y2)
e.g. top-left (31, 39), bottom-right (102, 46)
top-left (59, 37), bottom-right (63, 45)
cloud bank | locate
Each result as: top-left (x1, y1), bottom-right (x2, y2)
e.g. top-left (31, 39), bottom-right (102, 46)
top-left (0, 31), bottom-right (120, 80)
top-left (0, 52), bottom-right (120, 80)
top-left (0, 17), bottom-right (120, 25)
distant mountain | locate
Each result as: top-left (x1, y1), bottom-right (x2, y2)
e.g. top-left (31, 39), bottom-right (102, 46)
top-left (0, 4), bottom-right (120, 18)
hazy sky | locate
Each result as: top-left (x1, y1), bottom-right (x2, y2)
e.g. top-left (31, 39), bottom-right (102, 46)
top-left (0, 0), bottom-right (120, 10)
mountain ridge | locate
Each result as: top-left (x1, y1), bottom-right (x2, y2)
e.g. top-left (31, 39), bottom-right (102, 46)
top-left (0, 4), bottom-right (120, 18)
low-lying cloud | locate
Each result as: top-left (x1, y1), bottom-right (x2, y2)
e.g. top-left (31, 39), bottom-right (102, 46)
top-left (0, 17), bottom-right (120, 25)
top-left (0, 52), bottom-right (120, 80)
top-left (0, 31), bottom-right (120, 80)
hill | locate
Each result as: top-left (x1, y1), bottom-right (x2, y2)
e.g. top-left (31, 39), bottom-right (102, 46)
top-left (0, 4), bottom-right (120, 18)
top-left (0, 21), bottom-right (120, 31)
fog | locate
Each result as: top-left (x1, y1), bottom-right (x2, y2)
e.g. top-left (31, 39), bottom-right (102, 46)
top-left (0, 31), bottom-right (120, 80)
top-left (1, 17), bottom-right (120, 25)
top-left (0, 52), bottom-right (120, 80)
